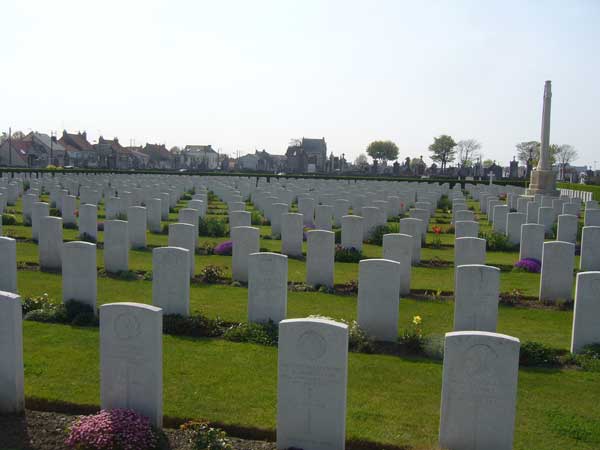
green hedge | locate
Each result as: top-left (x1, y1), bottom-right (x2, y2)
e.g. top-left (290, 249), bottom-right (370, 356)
top-left (557, 182), bottom-right (600, 201)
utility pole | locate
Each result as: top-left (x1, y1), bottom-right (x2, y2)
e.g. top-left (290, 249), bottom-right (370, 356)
top-left (8, 127), bottom-right (12, 166)
top-left (50, 131), bottom-right (54, 166)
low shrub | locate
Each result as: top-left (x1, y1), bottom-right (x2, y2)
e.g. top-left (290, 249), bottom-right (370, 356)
top-left (97, 221), bottom-right (105, 231)
top-left (163, 314), bottom-right (224, 338)
top-left (181, 193), bottom-right (192, 201)
top-left (308, 315), bottom-right (374, 353)
top-left (115, 212), bottom-right (127, 221)
top-left (63, 222), bottom-right (78, 230)
top-left (575, 344), bottom-right (600, 372)
top-left (334, 245), bottom-right (362, 263)
top-left (65, 409), bottom-right (157, 450)
top-left (250, 210), bottom-right (263, 225)
top-left (24, 299), bottom-right (97, 326)
top-left (22, 293), bottom-right (56, 314)
top-left (223, 321), bottom-right (278, 346)
top-left (49, 208), bottom-right (61, 217)
top-left (2, 213), bottom-right (17, 225)
top-left (200, 265), bottom-right (225, 283)
top-left (398, 315), bottom-right (426, 354)
top-left (366, 224), bottom-right (392, 246)
top-left (80, 233), bottom-right (97, 244)
top-left (334, 228), bottom-right (342, 244)
top-left (198, 217), bottom-right (228, 237)
top-left (160, 223), bottom-right (170, 235)
top-left (479, 230), bottom-right (517, 252)
top-left (437, 195), bottom-right (452, 211)
top-left (180, 421), bottom-right (233, 450)
top-left (519, 341), bottom-right (563, 366)
top-left (514, 258), bottom-right (541, 273)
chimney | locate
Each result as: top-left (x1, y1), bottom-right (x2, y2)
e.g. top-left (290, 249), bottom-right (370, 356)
top-left (82, 131), bottom-right (87, 141)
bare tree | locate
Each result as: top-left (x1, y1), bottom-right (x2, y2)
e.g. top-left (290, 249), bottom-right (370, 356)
top-left (554, 144), bottom-right (578, 180)
top-left (456, 139), bottom-right (481, 167)
top-left (354, 153), bottom-right (370, 171)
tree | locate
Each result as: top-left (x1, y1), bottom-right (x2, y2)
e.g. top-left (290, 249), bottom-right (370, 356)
top-left (169, 146), bottom-right (181, 153)
top-left (554, 144), bottom-right (578, 180)
top-left (354, 153), bottom-right (369, 171)
top-left (428, 135), bottom-right (456, 173)
top-left (516, 141), bottom-right (562, 167)
top-left (366, 140), bottom-right (399, 165)
top-left (455, 139), bottom-right (481, 167)
top-left (483, 159), bottom-right (495, 168)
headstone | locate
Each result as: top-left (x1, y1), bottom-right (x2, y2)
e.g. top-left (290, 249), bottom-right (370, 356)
top-left (400, 217), bottom-right (423, 264)
top-left (333, 199), bottom-right (350, 227)
top-left (79, 204), bottom-right (98, 242)
top-left (562, 202), bottom-right (579, 217)
top-left (571, 271), bottom-right (600, 353)
top-left (315, 204), bottom-right (333, 232)
top-left (100, 302), bottom-right (163, 428)
top-left (277, 318), bottom-right (348, 450)
top-left (31, 202), bottom-right (50, 241)
top-left (0, 237), bottom-right (17, 293)
top-left (538, 206), bottom-right (555, 236)
top-left (540, 241), bottom-right (575, 302)
top-left (439, 331), bottom-right (520, 450)
top-left (382, 233), bottom-right (413, 295)
top-left (506, 212), bottom-right (526, 245)
top-left (104, 220), bottom-right (129, 273)
top-left (454, 265), bottom-right (500, 332)
top-left (62, 241), bottom-right (97, 310)
top-left (341, 215), bottom-right (363, 251)
top-left (152, 247), bottom-right (190, 315)
top-left (248, 252), bottom-right (288, 323)
top-left (128, 206), bottom-right (147, 249)
top-left (455, 220), bottom-right (479, 238)
top-left (229, 210), bottom-right (251, 229)
top-left (526, 201), bottom-right (540, 224)
top-left (361, 206), bottom-right (380, 240)
top-left (455, 237), bottom-right (486, 267)
top-left (61, 195), bottom-right (77, 226)
top-left (298, 197), bottom-right (315, 225)
top-left (39, 216), bottom-right (62, 270)
top-left (357, 259), bottom-right (401, 341)
top-left (178, 208), bottom-right (199, 246)
top-left (0, 291), bottom-right (24, 413)
top-left (556, 214), bottom-right (578, 244)
top-left (271, 203), bottom-right (289, 237)
top-left (584, 208), bottom-right (600, 227)
top-left (580, 226), bottom-right (600, 271)
top-left (492, 205), bottom-right (509, 234)
top-left (306, 230), bottom-right (335, 288)
top-left (147, 198), bottom-right (162, 233)
top-left (168, 223), bottom-right (196, 278)
top-left (231, 226), bottom-right (260, 283)
top-left (281, 213), bottom-right (303, 257)
top-left (519, 223), bottom-right (544, 262)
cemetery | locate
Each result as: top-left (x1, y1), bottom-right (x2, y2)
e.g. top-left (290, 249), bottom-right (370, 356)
top-left (0, 168), bottom-right (599, 450)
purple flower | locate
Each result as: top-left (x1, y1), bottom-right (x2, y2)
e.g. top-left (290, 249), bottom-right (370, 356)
top-left (214, 240), bottom-right (233, 255)
top-left (65, 409), bottom-right (156, 450)
top-left (514, 258), bottom-right (541, 273)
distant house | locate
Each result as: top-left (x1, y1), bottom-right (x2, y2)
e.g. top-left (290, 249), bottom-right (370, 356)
top-left (181, 145), bottom-right (218, 170)
top-left (59, 130), bottom-right (98, 168)
top-left (0, 132), bottom-right (66, 167)
top-left (95, 137), bottom-right (135, 169)
top-left (0, 139), bottom-right (29, 167)
top-left (285, 137), bottom-right (327, 173)
top-left (142, 143), bottom-right (173, 169)
top-left (236, 152), bottom-right (259, 171)
top-left (124, 146), bottom-right (151, 169)
top-left (237, 150), bottom-right (287, 172)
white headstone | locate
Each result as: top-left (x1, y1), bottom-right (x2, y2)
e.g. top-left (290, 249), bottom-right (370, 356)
top-left (168, 223), bottom-right (196, 278)
top-left (454, 264), bottom-right (500, 332)
top-left (455, 237), bottom-right (486, 268)
top-left (277, 318), bottom-right (348, 450)
top-left (248, 252), bottom-right (288, 323)
top-left (0, 237), bottom-right (17, 293)
top-left (439, 331), bottom-right (520, 450)
top-left (39, 216), bottom-right (62, 270)
top-left (571, 271), bottom-right (600, 353)
top-left (100, 302), bottom-right (163, 427)
top-left (357, 259), bottom-right (401, 342)
top-left (580, 226), bottom-right (600, 271)
top-left (104, 220), bottom-right (129, 273)
top-left (306, 230), bottom-right (335, 288)
top-left (281, 213), bottom-right (303, 257)
top-left (540, 241), bottom-right (575, 302)
top-left (152, 247), bottom-right (190, 315)
top-left (0, 291), bottom-right (24, 413)
top-left (62, 241), bottom-right (97, 310)
top-left (128, 206), bottom-right (147, 249)
top-left (382, 233), bottom-right (413, 295)
top-left (231, 226), bottom-right (260, 283)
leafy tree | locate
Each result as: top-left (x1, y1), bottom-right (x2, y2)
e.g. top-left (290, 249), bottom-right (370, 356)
top-left (354, 153), bottom-right (370, 171)
top-left (428, 135), bottom-right (456, 173)
top-left (553, 144), bottom-right (578, 180)
top-left (483, 159), bottom-right (495, 168)
top-left (455, 139), bottom-right (481, 167)
top-left (366, 140), bottom-right (399, 164)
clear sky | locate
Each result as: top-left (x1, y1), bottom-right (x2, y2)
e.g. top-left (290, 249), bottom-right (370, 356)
top-left (1, 0), bottom-right (599, 167)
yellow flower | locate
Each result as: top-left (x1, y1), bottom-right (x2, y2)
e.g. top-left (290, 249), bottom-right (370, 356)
top-left (412, 315), bottom-right (422, 325)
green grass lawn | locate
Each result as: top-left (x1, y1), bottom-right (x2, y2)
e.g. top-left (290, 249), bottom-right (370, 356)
top-left (4, 191), bottom-right (596, 449)
top-left (23, 321), bottom-right (600, 450)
